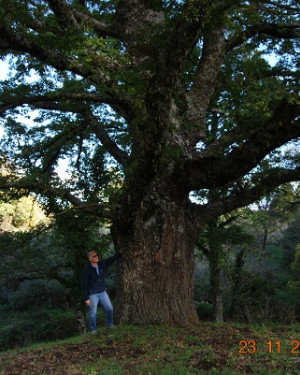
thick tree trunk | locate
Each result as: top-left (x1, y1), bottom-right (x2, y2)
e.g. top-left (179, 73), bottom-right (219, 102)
top-left (112, 196), bottom-right (199, 326)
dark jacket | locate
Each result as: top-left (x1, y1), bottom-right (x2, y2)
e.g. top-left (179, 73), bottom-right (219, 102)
top-left (82, 253), bottom-right (121, 301)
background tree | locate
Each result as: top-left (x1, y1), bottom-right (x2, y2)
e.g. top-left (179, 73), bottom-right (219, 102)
top-left (0, 0), bottom-right (299, 325)
top-left (194, 185), bottom-right (300, 324)
top-left (196, 213), bottom-right (252, 323)
top-left (226, 184), bottom-right (300, 323)
top-left (288, 244), bottom-right (300, 318)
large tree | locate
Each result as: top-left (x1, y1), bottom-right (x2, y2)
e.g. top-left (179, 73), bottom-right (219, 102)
top-left (0, 0), bottom-right (299, 325)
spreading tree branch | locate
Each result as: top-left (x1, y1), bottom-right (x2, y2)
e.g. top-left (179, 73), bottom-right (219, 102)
top-left (180, 100), bottom-right (300, 191)
top-left (81, 110), bottom-right (129, 166)
top-left (0, 23), bottom-right (111, 86)
top-left (72, 8), bottom-right (117, 38)
top-left (192, 166), bottom-right (300, 226)
top-left (0, 87), bottom-right (130, 167)
top-left (0, 178), bottom-right (112, 218)
top-left (226, 22), bottom-right (300, 52)
top-left (0, 88), bottom-right (136, 123)
top-left (0, 92), bottom-right (116, 116)
top-left (46, 0), bottom-right (80, 29)
top-left (185, 26), bottom-right (227, 143)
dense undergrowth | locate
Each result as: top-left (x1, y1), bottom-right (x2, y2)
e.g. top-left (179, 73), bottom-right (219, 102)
top-left (0, 306), bottom-right (79, 351)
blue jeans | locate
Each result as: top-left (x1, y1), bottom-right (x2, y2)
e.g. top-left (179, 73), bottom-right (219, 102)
top-left (89, 291), bottom-right (114, 331)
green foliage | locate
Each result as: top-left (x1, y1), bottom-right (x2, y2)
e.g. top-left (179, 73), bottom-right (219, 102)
top-left (9, 279), bottom-right (67, 310)
top-left (0, 0), bottom-right (298, 202)
top-left (0, 196), bottom-right (43, 229)
top-left (195, 185), bottom-right (300, 324)
top-left (210, 47), bottom-right (294, 140)
top-left (0, 306), bottom-right (78, 351)
top-left (287, 244), bottom-right (300, 314)
top-left (291, 244), bottom-right (300, 272)
top-left (194, 300), bottom-right (213, 320)
top-left (0, 229), bottom-right (63, 286)
top-left (0, 160), bottom-right (50, 229)
top-left (230, 206), bottom-right (300, 323)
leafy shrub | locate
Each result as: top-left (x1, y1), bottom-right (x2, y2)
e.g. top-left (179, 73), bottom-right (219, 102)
top-left (9, 279), bottom-right (67, 310)
top-left (195, 300), bottom-right (213, 320)
top-left (0, 307), bottom-right (78, 351)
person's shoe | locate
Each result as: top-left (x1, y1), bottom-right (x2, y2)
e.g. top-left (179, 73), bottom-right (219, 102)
top-left (91, 330), bottom-right (97, 335)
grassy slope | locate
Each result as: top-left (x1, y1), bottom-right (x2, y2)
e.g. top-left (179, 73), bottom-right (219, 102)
top-left (0, 322), bottom-right (299, 375)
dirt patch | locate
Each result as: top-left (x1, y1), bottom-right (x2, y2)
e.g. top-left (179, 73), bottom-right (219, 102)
top-left (0, 339), bottom-right (143, 375)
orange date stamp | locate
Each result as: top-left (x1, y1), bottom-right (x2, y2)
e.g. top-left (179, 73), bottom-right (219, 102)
top-left (239, 339), bottom-right (300, 354)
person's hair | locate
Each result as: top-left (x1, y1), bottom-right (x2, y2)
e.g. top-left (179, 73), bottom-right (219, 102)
top-left (87, 251), bottom-right (95, 259)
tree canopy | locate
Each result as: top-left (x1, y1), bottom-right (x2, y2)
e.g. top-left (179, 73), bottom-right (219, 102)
top-left (0, 0), bottom-right (299, 325)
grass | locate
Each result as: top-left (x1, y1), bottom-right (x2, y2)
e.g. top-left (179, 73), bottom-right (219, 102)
top-left (0, 322), bottom-right (300, 374)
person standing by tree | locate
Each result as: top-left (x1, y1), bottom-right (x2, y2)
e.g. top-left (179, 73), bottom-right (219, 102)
top-left (82, 251), bottom-right (122, 333)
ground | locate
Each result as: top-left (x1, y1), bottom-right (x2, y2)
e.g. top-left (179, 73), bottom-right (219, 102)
top-left (0, 323), bottom-right (299, 375)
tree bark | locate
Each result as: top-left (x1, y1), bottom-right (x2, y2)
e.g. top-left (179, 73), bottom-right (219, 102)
top-left (208, 246), bottom-right (224, 323)
top-left (201, 220), bottom-right (224, 323)
top-left (215, 295), bottom-right (224, 323)
top-left (112, 193), bottom-right (199, 326)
